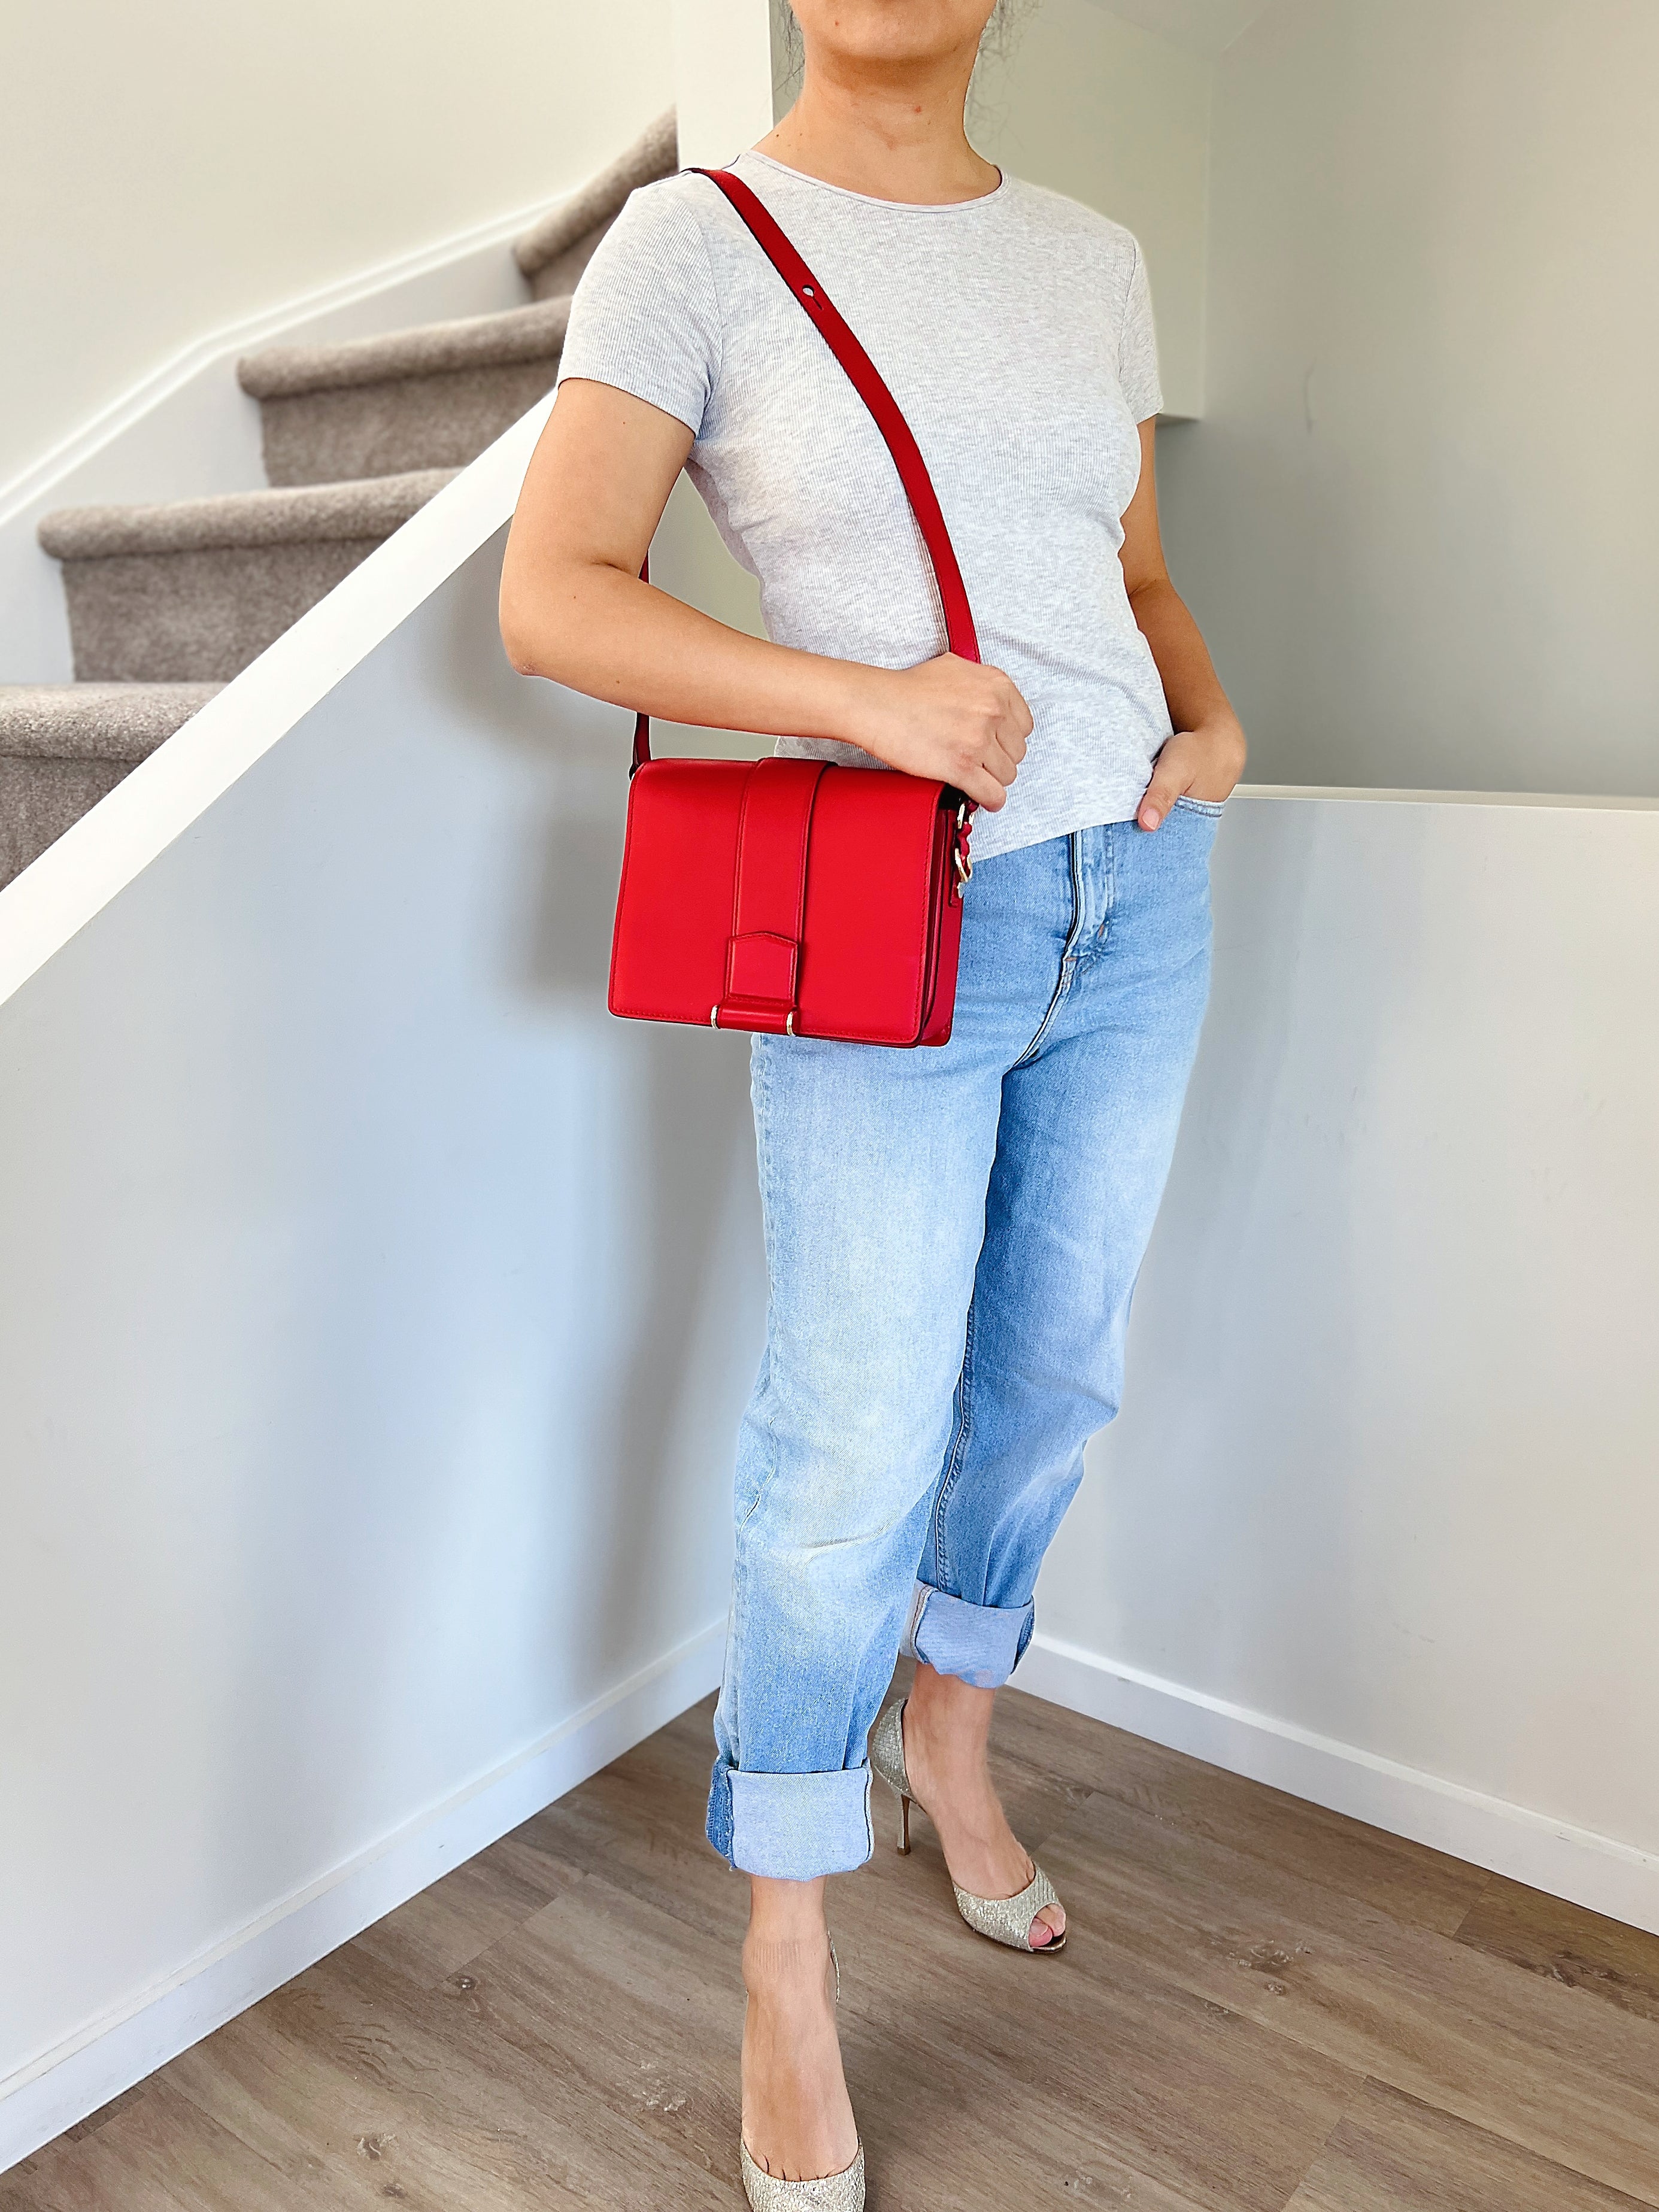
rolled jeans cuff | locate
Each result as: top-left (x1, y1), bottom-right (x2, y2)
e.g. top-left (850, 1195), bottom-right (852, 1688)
top-left (902, 1581), bottom-right (1034, 1690)
top-left (706, 1759), bottom-right (875, 1879)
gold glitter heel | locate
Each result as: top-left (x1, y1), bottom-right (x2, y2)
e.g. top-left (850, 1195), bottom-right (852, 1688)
top-left (869, 1699), bottom-right (1066, 1955)
top-left (739, 1941), bottom-right (866, 2211)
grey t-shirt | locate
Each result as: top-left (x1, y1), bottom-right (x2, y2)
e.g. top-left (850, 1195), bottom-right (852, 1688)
top-left (556, 150), bottom-right (1171, 860)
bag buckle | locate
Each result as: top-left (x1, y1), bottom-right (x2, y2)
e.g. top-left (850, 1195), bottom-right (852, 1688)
top-left (953, 800), bottom-right (973, 894)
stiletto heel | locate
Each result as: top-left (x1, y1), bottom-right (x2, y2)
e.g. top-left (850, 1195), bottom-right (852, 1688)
top-left (739, 1938), bottom-right (865, 2211)
top-left (868, 1699), bottom-right (1066, 1955)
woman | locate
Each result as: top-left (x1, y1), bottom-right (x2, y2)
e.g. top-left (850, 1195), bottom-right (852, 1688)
top-left (501, 2), bottom-right (1245, 2201)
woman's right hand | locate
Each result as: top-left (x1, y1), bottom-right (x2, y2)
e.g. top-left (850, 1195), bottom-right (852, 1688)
top-left (847, 654), bottom-right (1033, 811)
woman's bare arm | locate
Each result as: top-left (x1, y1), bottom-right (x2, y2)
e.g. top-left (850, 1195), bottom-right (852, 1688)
top-left (1118, 419), bottom-right (1247, 830)
top-left (499, 378), bottom-right (1031, 813)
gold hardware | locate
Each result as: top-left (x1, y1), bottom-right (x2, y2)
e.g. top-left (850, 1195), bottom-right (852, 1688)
top-left (709, 1005), bottom-right (721, 1028)
top-left (785, 1011), bottom-right (796, 1035)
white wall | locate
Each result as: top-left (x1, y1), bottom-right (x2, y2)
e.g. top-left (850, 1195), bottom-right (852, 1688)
top-left (1157, 0), bottom-right (1659, 797)
top-left (978, 0), bottom-right (1213, 420)
top-left (0, 0), bottom-right (674, 491)
top-left (0, 536), bottom-right (763, 2160)
top-left (677, 0), bottom-right (775, 168)
top-left (1029, 786), bottom-right (1659, 1928)
top-left (9, 759), bottom-right (1658, 2174)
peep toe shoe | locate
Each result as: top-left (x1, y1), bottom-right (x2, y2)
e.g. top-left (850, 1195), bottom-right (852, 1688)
top-left (739, 2142), bottom-right (865, 2211)
top-left (869, 1699), bottom-right (1066, 1954)
top-left (739, 1940), bottom-right (865, 2211)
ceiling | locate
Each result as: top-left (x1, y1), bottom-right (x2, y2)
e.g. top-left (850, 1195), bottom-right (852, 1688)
top-left (1072, 0), bottom-right (1278, 55)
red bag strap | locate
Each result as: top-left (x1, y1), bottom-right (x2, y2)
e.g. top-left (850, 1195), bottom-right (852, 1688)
top-left (632, 163), bottom-right (982, 776)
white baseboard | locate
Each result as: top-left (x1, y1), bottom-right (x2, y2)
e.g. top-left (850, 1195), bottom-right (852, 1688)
top-left (1018, 1633), bottom-right (1659, 1937)
top-left (0, 1622), bottom-right (724, 2178)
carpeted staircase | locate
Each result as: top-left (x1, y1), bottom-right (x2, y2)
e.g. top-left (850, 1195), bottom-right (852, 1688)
top-left (0, 110), bottom-right (677, 891)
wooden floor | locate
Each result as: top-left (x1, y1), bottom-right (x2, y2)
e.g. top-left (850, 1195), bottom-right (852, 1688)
top-left (8, 1677), bottom-right (1659, 2210)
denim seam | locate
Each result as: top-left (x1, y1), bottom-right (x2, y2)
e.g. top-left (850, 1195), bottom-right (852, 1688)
top-left (738, 1043), bottom-right (780, 1538)
top-left (1096, 821), bottom-right (1118, 942)
top-left (726, 1043), bottom-right (784, 1780)
top-left (1012, 831), bottom-right (1086, 1069)
top-left (931, 1291), bottom-right (979, 1590)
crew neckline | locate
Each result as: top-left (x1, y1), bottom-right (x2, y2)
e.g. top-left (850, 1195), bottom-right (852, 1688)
top-left (737, 148), bottom-right (1008, 214)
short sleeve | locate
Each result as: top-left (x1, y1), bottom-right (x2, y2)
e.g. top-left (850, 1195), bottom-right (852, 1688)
top-left (554, 182), bottom-right (723, 439)
top-left (1117, 239), bottom-right (1163, 423)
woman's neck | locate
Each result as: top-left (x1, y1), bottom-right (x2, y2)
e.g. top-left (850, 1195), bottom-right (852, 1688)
top-left (756, 57), bottom-right (1001, 207)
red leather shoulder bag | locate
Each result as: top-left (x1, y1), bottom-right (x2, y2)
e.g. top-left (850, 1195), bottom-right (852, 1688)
top-left (607, 166), bottom-right (980, 1049)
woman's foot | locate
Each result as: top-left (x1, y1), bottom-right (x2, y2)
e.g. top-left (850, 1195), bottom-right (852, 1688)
top-left (741, 1879), bottom-right (860, 2185)
top-left (900, 1665), bottom-right (1066, 1948)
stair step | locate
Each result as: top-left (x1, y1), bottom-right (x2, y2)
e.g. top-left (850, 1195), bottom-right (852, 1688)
top-left (0, 684), bottom-right (220, 888)
top-left (239, 298), bottom-right (573, 400)
top-left (238, 300), bottom-right (572, 486)
top-left (38, 473), bottom-right (454, 560)
top-left (0, 681), bottom-right (222, 758)
top-left (37, 471), bottom-right (454, 683)
top-left (514, 106), bottom-right (678, 301)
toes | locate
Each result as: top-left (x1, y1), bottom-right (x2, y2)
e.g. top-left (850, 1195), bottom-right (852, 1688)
top-left (1030, 1903), bottom-right (1066, 1947)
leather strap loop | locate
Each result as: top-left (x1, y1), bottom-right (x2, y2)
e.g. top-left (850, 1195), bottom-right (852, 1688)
top-left (715, 757), bottom-right (826, 1030)
top-left (630, 166), bottom-right (981, 797)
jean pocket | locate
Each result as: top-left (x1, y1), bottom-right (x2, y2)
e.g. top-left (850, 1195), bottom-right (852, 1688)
top-left (1173, 794), bottom-right (1227, 818)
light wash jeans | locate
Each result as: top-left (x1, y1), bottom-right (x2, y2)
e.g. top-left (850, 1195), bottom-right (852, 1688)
top-left (706, 800), bottom-right (1222, 1879)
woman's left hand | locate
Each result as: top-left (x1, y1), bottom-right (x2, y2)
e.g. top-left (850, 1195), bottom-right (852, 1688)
top-left (1136, 714), bottom-right (1248, 832)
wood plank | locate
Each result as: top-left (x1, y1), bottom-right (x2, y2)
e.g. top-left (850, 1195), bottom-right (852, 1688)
top-left (1454, 1876), bottom-right (1659, 2027)
top-left (354, 1828), bottom-right (580, 1990)
top-left (168, 1932), bottom-right (730, 2211)
top-left (0, 2071), bottom-right (347, 2212)
top-left (480, 1692), bottom-right (1303, 2210)
top-left (1285, 2079), bottom-right (1657, 2212)
top-left (431, 1867), bottom-right (754, 2196)
top-left (1038, 1789), bottom-right (1659, 2202)
top-left (167, 1985), bottom-right (513, 2212)
top-left (509, 1700), bottom-right (750, 1949)
top-left (1002, 1683), bottom-right (1493, 1937)
top-left (491, 1856), bottom-right (1277, 2212)
top-left (839, 1814), bottom-right (1361, 2211)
